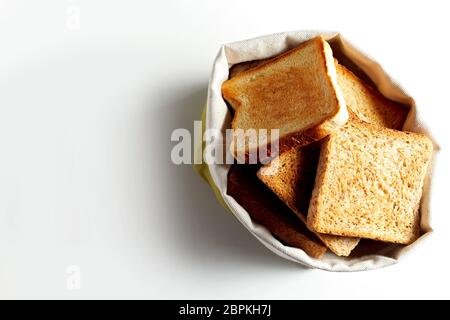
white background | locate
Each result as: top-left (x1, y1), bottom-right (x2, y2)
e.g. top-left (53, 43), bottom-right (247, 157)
top-left (0, 0), bottom-right (449, 299)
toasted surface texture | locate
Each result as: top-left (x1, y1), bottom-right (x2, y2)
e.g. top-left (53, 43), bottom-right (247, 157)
top-left (307, 119), bottom-right (433, 244)
top-left (335, 63), bottom-right (408, 130)
top-left (227, 164), bottom-right (327, 259)
top-left (227, 57), bottom-right (409, 131)
top-left (257, 143), bottom-right (359, 256)
top-left (222, 36), bottom-right (348, 161)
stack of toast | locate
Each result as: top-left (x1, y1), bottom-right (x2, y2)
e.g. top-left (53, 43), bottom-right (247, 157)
top-left (223, 36), bottom-right (433, 258)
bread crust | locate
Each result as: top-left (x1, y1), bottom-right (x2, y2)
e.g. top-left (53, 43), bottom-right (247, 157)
top-left (222, 36), bottom-right (348, 163)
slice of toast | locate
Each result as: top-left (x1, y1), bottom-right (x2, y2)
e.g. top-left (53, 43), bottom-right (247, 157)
top-left (222, 36), bottom-right (348, 162)
top-left (335, 63), bottom-right (408, 130)
top-left (307, 119), bottom-right (433, 244)
top-left (228, 58), bottom-right (408, 130)
top-left (257, 143), bottom-right (359, 256)
top-left (227, 164), bottom-right (327, 259)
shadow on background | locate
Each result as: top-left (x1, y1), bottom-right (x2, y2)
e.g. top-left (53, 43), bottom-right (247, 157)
top-left (154, 82), bottom-right (306, 272)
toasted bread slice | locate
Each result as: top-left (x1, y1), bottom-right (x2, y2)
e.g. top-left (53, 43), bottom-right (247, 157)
top-left (335, 63), bottom-right (408, 130)
top-left (227, 164), bottom-right (327, 259)
top-left (228, 58), bottom-right (408, 130)
top-left (257, 143), bottom-right (359, 256)
top-left (229, 58), bottom-right (271, 79)
top-left (307, 119), bottom-right (433, 244)
top-left (222, 36), bottom-right (348, 162)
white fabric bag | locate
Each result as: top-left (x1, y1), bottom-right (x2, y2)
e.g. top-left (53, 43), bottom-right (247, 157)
top-left (201, 30), bottom-right (438, 271)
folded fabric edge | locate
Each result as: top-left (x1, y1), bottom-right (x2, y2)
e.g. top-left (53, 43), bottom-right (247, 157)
top-left (193, 105), bottom-right (231, 213)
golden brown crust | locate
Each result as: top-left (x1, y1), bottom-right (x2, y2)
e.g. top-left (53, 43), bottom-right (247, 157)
top-left (224, 37), bottom-right (327, 87)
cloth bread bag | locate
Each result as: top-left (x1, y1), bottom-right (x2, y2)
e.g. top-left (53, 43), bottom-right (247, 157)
top-left (194, 30), bottom-right (438, 271)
